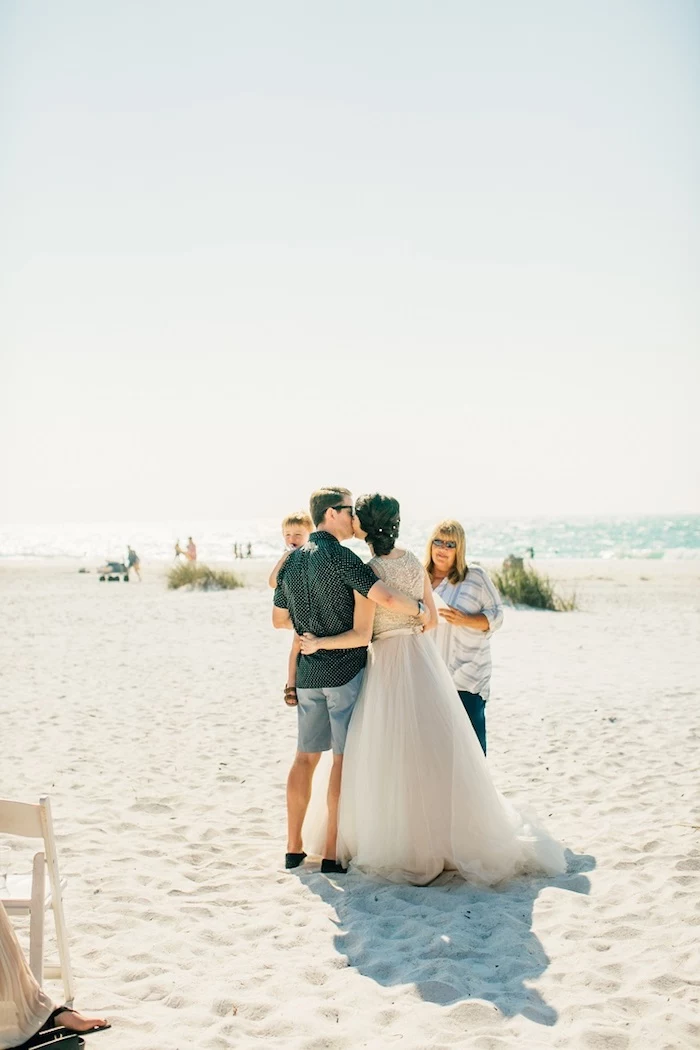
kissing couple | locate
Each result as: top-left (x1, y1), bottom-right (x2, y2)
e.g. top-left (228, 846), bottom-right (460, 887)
top-left (273, 486), bottom-right (565, 885)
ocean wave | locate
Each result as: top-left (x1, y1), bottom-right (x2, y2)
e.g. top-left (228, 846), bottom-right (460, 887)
top-left (1, 516), bottom-right (699, 562)
top-left (599, 547), bottom-right (700, 560)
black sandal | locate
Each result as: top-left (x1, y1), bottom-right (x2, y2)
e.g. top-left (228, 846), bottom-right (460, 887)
top-left (46, 1008), bottom-right (111, 1036)
top-left (17, 1025), bottom-right (84, 1049)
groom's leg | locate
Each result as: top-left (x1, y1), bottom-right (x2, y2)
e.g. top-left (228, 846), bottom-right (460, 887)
top-left (286, 751), bottom-right (321, 853)
top-left (287, 687), bottom-right (332, 852)
top-left (324, 670), bottom-right (365, 861)
top-left (324, 754), bottom-right (344, 861)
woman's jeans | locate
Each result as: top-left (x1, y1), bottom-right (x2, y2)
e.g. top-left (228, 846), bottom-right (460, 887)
top-left (458, 690), bottom-right (487, 755)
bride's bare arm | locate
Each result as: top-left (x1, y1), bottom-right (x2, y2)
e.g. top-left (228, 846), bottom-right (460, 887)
top-left (422, 569), bottom-right (439, 632)
top-left (299, 593), bottom-right (375, 654)
top-left (366, 579), bottom-right (429, 624)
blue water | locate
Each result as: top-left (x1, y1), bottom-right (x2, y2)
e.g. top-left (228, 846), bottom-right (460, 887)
top-left (1, 515), bottom-right (698, 562)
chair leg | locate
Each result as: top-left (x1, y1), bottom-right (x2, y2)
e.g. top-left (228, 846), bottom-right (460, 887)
top-left (40, 797), bottom-right (75, 1004)
top-left (28, 851), bottom-right (46, 985)
top-left (52, 893), bottom-right (75, 1004)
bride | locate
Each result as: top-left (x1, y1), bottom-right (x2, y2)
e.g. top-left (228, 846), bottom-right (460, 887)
top-left (300, 493), bottom-right (566, 886)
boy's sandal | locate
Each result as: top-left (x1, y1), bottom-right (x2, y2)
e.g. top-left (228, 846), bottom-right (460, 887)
top-left (283, 686), bottom-right (298, 707)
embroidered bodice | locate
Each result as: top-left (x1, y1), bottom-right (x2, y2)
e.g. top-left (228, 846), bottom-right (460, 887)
top-left (370, 550), bottom-right (425, 638)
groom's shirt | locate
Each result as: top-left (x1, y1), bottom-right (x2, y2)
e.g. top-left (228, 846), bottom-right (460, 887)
top-left (273, 530), bottom-right (378, 689)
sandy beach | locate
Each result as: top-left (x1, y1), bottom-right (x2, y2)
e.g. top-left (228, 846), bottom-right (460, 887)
top-left (2, 557), bottom-right (699, 1050)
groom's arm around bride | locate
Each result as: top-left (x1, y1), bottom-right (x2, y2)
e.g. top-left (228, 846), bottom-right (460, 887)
top-left (298, 592), bottom-right (374, 655)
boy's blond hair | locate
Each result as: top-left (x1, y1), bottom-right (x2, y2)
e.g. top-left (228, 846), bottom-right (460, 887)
top-left (282, 511), bottom-right (313, 531)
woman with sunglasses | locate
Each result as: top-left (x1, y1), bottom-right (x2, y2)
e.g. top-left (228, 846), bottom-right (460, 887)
top-left (425, 520), bottom-right (503, 755)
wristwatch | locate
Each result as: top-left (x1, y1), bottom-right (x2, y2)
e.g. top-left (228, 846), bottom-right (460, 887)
top-left (416, 599), bottom-right (426, 617)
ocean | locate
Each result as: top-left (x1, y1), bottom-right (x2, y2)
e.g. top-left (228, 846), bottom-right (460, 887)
top-left (1, 515), bottom-right (699, 563)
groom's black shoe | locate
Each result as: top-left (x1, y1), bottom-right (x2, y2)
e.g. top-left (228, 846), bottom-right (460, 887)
top-left (321, 858), bottom-right (347, 874)
top-left (285, 852), bottom-right (307, 869)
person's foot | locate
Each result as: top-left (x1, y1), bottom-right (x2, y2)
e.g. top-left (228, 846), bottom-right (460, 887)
top-left (320, 858), bottom-right (347, 874)
top-left (285, 851), bottom-right (307, 869)
top-left (51, 1007), bottom-right (110, 1034)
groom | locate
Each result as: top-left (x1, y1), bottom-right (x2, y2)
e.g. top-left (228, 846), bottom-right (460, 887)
top-left (273, 486), bottom-right (428, 873)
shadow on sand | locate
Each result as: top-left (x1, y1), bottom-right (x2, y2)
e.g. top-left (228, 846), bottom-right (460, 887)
top-left (300, 849), bottom-right (595, 1026)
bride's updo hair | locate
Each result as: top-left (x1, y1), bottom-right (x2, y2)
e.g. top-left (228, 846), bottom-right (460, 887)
top-left (355, 493), bottom-right (401, 557)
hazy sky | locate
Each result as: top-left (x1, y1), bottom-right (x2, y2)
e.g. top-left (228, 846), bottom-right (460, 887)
top-left (1, 0), bottom-right (698, 524)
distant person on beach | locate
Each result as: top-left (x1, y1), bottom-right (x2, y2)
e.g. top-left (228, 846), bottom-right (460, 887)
top-left (0, 900), bottom-right (109, 1048)
top-left (246, 542), bottom-right (252, 558)
top-left (268, 512), bottom-right (314, 708)
top-left (233, 542), bottom-right (240, 559)
top-left (527, 546), bottom-right (535, 559)
top-left (126, 545), bottom-right (141, 581)
top-left (425, 519), bottom-right (503, 755)
top-left (272, 486), bottom-right (429, 874)
top-left (186, 537), bottom-right (197, 562)
top-left (174, 540), bottom-right (184, 561)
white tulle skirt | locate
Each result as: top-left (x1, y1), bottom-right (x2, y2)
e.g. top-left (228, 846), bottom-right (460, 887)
top-left (303, 628), bottom-right (566, 886)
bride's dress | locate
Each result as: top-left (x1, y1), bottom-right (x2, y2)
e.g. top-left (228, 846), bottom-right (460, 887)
top-left (304, 550), bottom-right (566, 886)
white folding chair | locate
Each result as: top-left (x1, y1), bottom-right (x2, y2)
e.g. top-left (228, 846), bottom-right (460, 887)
top-left (0, 795), bottom-right (74, 1003)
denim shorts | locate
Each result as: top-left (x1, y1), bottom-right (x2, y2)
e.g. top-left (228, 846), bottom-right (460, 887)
top-left (295, 670), bottom-right (364, 755)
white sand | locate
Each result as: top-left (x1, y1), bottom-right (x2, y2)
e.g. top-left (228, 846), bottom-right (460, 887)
top-left (1, 557), bottom-right (699, 1049)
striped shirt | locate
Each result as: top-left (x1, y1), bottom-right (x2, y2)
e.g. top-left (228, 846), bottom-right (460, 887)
top-left (433, 564), bottom-right (504, 701)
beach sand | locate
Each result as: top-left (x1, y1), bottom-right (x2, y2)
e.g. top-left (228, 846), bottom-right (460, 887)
top-left (1, 557), bottom-right (699, 1049)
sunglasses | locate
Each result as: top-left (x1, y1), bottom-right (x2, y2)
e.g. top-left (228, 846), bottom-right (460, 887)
top-left (331, 504), bottom-right (355, 516)
top-left (432, 538), bottom-right (457, 549)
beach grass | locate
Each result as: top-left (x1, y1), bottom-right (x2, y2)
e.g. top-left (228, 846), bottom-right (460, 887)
top-left (167, 562), bottom-right (243, 591)
top-left (492, 562), bottom-right (577, 611)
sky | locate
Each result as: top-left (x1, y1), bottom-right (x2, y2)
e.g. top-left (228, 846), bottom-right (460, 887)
top-left (1, 0), bottom-right (698, 525)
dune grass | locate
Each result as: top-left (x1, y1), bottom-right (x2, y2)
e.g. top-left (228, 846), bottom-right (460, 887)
top-left (167, 562), bottom-right (243, 592)
top-left (492, 562), bottom-right (577, 611)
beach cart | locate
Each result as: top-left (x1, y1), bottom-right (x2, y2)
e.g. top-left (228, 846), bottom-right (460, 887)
top-left (97, 560), bottom-right (129, 582)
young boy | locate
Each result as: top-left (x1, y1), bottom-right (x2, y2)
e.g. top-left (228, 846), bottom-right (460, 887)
top-left (268, 512), bottom-right (313, 707)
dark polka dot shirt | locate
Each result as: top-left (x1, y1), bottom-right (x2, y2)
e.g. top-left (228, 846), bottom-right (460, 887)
top-left (273, 531), bottom-right (378, 688)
